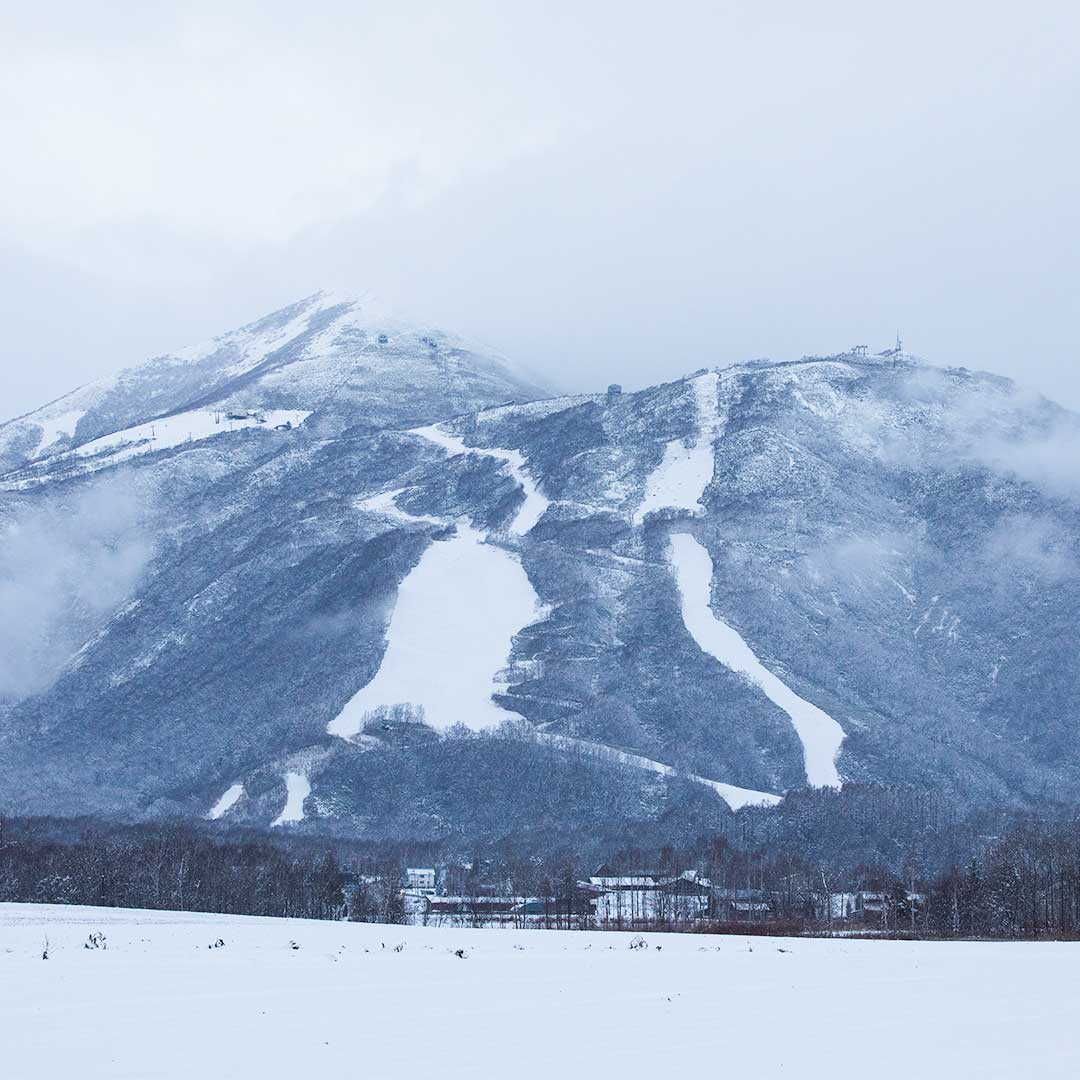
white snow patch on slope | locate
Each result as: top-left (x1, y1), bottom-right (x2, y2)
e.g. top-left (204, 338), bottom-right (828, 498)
top-left (668, 533), bottom-right (844, 789)
top-left (328, 524), bottom-right (541, 739)
top-left (355, 488), bottom-right (444, 526)
top-left (71, 408), bottom-right (312, 464)
top-left (207, 783), bottom-right (244, 820)
top-left (33, 409), bottom-right (85, 457)
top-left (635, 372), bottom-right (721, 524)
top-left (412, 423), bottom-right (549, 535)
top-left (4, 409), bottom-right (312, 491)
top-left (271, 773), bottom-right (310, 827)
top-left (538, 733), bottom-right (781, 810)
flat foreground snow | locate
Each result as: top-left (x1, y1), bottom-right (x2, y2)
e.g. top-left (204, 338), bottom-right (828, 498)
top-left (2, 904), bottom-right (1077, 1080)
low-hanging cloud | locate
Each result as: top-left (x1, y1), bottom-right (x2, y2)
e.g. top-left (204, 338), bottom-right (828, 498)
top-left (980, 513), bottom-right (1077, 583)
top-left (970, 422), bottom-right (1080, 501)
top-left (3, 3), bottom-right (1079, 419)
top-left (0, 476), bottom-right (156, 701)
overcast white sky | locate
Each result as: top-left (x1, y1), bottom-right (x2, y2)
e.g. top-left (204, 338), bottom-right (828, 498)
top-left (2, 1), bottom-right (1078, 417)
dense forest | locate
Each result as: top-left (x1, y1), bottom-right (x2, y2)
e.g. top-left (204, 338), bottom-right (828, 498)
top-left (5, 784), bottom-right (1080, 938)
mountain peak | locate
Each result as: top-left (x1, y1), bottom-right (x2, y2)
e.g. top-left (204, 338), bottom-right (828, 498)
top-left (0, 292), bottom-right (551, 479)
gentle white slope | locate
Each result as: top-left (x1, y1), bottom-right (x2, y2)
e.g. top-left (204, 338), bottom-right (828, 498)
top-left (328, 525), bottom-right (540, 739)
top-left (71, 408), bottom-right (312, 463)
top-left (669, 533), bottom-right (844, 788)
top-left (4, 407), bottom-right (312, 490)
top-left (3, 904), bottom-right (1078, 1080)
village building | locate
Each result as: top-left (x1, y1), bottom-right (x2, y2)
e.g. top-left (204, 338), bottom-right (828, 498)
top-left (588, 868), bottom-right (712, 925)
top-left (405, 868), bottom-right (437, 895)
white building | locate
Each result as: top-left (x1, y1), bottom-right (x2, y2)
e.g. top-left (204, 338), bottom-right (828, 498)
top-left (589, 870), bottom-right (711, 925)
top-left (405, 868), bottom-right (436, 894)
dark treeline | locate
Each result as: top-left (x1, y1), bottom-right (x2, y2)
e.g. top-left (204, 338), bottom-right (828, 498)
top-left (5, 785), bottom-right (1080, 938)
top-left (0, 817), bottom-right (359, 921)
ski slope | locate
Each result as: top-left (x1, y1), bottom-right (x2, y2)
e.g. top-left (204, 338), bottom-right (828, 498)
top-left (271, 772), bottom-right (310, 826)
top-left (3, 904), bottom-right (1078, 1080)
top-left (328, 524), bottom-right (539, 739)
top-left (634, 372), bottom-right (721, 523)
top-left (412, 423), bottom-right (550, 534)
top-left (536, 732), bottom-right (782, 810)
top-left (207, 783), bottom-right (244, 820)
top-left (69, 408), bottom-right (312, 464)
top-left (669, 533), bottom-right (844, 788)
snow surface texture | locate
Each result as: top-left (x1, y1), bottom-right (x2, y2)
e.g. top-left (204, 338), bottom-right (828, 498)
top-left (668, 533), bottom-right (844, 788)
top-left (271, 773), bottom-right (310, 826)
top-left (328, 523), bottom-right (538, 739)
top-left (207, 783), bottom-right (244, 820)
top-left (4, 904), bottom-right (1078, 1080)
top-left (634, 372), bottom-right (721, 523)
top-left (412, 422), bottom-right (550, 534)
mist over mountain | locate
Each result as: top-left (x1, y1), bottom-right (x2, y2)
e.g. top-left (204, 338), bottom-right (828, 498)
top-left (1, 294), bottom-right (1078, 843)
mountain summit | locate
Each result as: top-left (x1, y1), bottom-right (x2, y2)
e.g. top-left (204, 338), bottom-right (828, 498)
top-left (0, 291), bottom-right (549, 478)
top-left (2, 302), bottom-right (1079, 842)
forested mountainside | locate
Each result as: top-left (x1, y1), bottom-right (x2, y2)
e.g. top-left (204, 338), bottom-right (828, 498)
top-left (2, 294), bottom-right (1078, 842)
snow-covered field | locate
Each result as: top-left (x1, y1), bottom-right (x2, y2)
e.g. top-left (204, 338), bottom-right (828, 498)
top-left (2, 905), bottom-right (1077, 1080)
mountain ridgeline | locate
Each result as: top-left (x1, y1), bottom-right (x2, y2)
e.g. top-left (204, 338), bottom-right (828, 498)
top-left (1, 293), bottom-right (1078, 842)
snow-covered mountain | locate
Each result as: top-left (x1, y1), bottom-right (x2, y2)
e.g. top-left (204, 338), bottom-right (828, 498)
top-left (2, 298), bottom-right (1079, 839)
top-left (0, 291), bottom-right (548, 479)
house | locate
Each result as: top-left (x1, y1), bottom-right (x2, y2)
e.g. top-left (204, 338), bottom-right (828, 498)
top-left (854, 890), bottom-right (887, 914)
top-left (829, 892), bottom-right (857, 921)
top-left (852, 891), bottom-right (888, 923)
top-left (589, 869), bottom-right (712, 925)
top-left (713, 888), bottom-right (772, 921)
top-left (405, 868), bottom-right (436, 895)
top-left (655, 875), bottom-right (711, 922)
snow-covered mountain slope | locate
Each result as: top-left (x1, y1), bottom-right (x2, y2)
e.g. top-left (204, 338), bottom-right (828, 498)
top-left (2, 310), bottom-right (1080, 838)
top-left (0, 290), bottom-right (548, 478)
